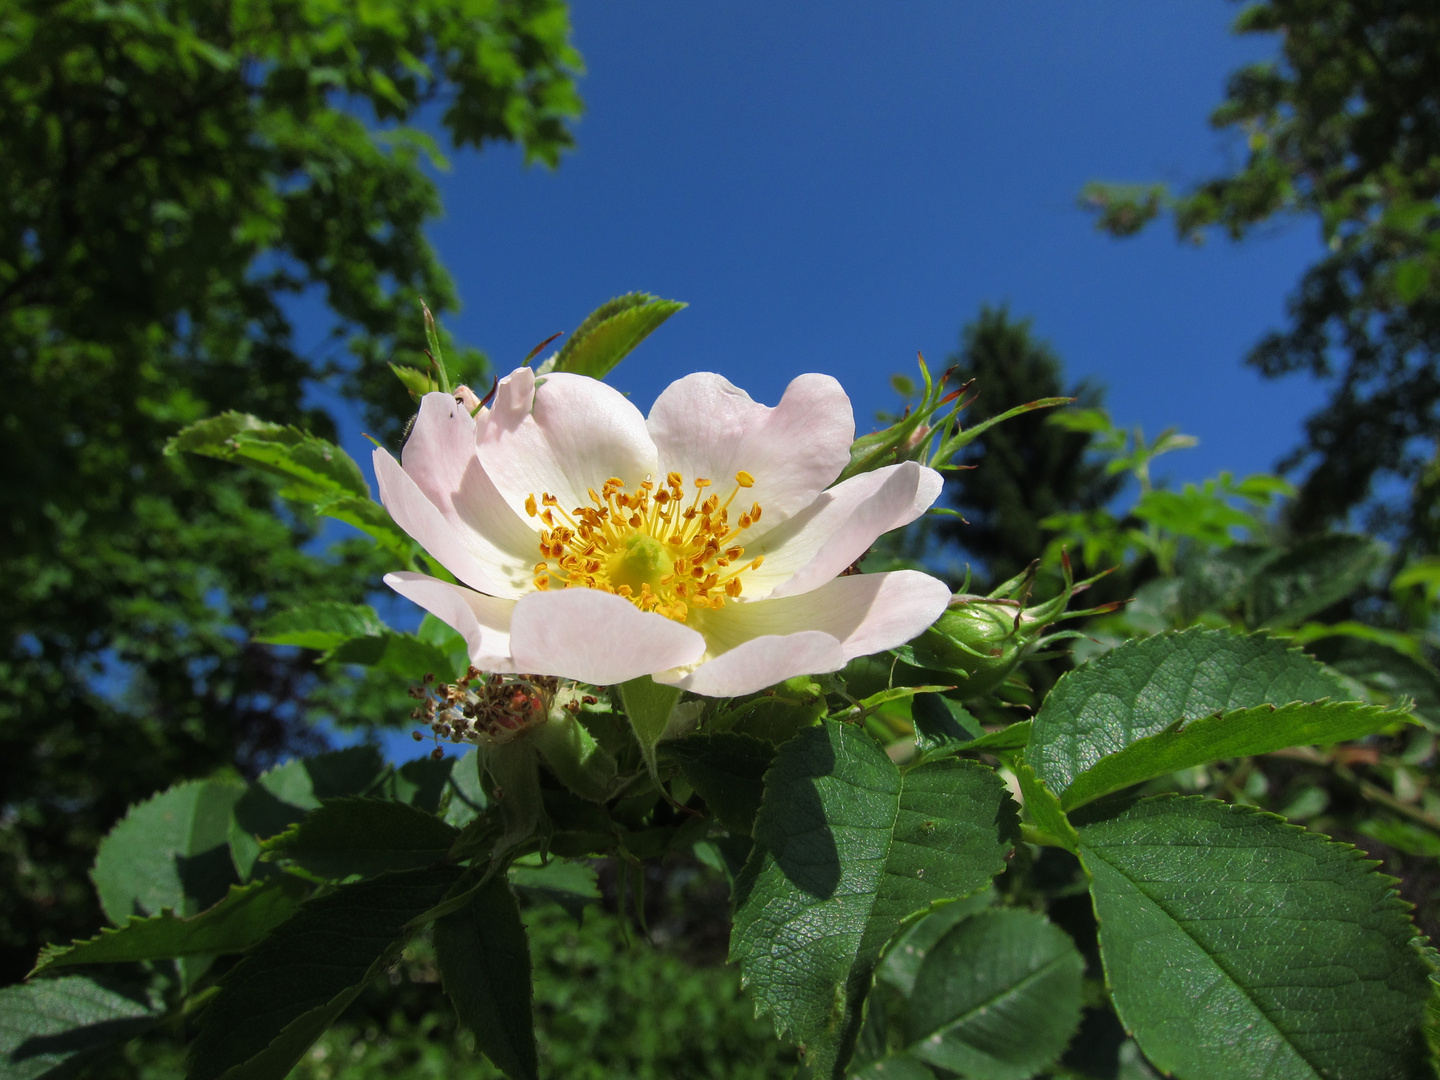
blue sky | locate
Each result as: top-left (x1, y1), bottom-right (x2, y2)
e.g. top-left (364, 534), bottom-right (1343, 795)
top-left (397, 1), bottom-right (1328, 489)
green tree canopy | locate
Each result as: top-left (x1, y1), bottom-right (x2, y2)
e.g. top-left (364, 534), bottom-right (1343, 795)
top-left (0, 0), bottom-right (582, 982)
top-left (1084, 0), bottom-right (1440, 554)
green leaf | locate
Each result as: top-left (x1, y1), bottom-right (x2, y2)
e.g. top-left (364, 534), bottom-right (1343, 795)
top-left (1058, 699), bottom-right (1409, 810)
top-left (310, 494), bottom-right (417, 561)
top-left (442, 749), bottom-right (490, 829)
top-left (92, 778), bottom-right (245, 924)
top-left (1078, 796), bottom-right (1433, 1080)
top-left (1245, 534), bottom-right (1386, 628)
top-left (1015, 763), bottom-right (1079, 852)
top-left (263, 798), bottom-right (460, 879)
top-left (731, 721), bottom-right (1017, 1078)
top-left (187, 866), bottom-right (464, 1080)
top-left (32, 879), bottom-right (305, 976)
top-left (664, 732), bottom-right (776, 835)
top-left (0, 977), bottom-right (161, 1080)
top-left (877, 890), bottom-right (995, 996)
top-left (434, 874), bottom-right (537, 1080)
top-left (848, 1055), bottom-right (936, 1079)
top-left (953, 720), bottom-right (1031, 753)
top-left (254, 602), bottom-right (386, 651)
top-left (910, 694), bottom-right (984, 757)
top-left (618, 676), bottom-right (682, 779)
top-left (902, 909), bottom-right (1084, 1080)
top-left (166, 413), bottom-right (368, 502)
top-left (1028, 628), bottom-right (1352, 799)
top-left (165, 413), bottom-right (414, 558)
top-left (324, 630), bottom-right (458, 680)
top-left (550, 293), bottom-right (687, 379)
top-left (230, 749), bottom-right (388, 879)
top-left (507, 858), bottom-right (601, 922)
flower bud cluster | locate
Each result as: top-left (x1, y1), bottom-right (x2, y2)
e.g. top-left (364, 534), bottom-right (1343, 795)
top-left (408, 669), bottom-right (597, 756)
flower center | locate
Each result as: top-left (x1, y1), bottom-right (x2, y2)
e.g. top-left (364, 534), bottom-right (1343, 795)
top-left (524, 471), bottom-right (765, 622)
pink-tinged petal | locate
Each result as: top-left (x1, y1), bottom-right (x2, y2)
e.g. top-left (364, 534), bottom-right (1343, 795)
top-left (476, 367), bottom-right (659, 516)
top-left (646, 372), bottom-right (854, 526)
top-left (703, 570), bottom-right (951, 660)
top-left (654, 632), bottom-right (844, 697)
top-left (397, 392), bottom-right (540, 599)
top-left (383, 572), bottom-right (517, 672)
top-left (508, 588), bottom-right (705, 685)
top-left (375, 448), bottom-right (504, 595)
top-left (740, 462), bottom-right (943, 600)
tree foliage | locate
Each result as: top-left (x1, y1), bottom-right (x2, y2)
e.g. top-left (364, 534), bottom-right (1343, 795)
top-left (1084, 0), bottom-right (1440, 550)
top-left (0, 0), bottom-right (582, 982)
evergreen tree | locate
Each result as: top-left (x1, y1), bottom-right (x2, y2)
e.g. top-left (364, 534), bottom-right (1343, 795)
top-left (938, 306), bottom-right (1122, 588)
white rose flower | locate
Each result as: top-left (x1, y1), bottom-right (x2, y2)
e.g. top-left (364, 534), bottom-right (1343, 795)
top-left (375, 366), bottom-right (950, 697)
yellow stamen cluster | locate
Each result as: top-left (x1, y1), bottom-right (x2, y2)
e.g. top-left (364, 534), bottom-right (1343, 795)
top-left (525, 470), bottom-right (764, 622)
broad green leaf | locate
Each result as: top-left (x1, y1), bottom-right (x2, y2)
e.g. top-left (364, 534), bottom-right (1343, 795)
top-left (550, 292), bottom-right (686, 379)
top-left (507, 857), bottom-right (601, 923)
top-left (187, 866), bottom-right (463, 1080)
top-left (903, 909), bottom-right (1084, 1080)
top-left (848, 1056), bottom-right (936, 1079)
top-left (1079, 796), bottom-right (1433, 1080)
top-left (1307, 634), bottom-right (1440, 729)
top-left (1015, 763), bottom-right (1079, 852)
top-left (166, 413), bottom-right (367, 502)
top-left (877, 890), bottom-right (995, 996)
top-left (310, 494), bottom-right (416, 561)
top-left (1028, 629), bottom-right (1351, 798)
top-left (92, 778), bottom-right (245, 924)
top-left (254, 602), bottom-right (386, 650)
top-left (1058, 699), bottom-right (1409, 810)
top-left (954, 720), bottom-right (1031, 753)
top-left (731, 721), bottom-right (1017, 1078)
top-left (664, 732), bottom-right (775, 834)
top-left (392, 755), bottom-right (455, 814)
top-left (434, 874), bottom-right (537, 1080)
top-left (166, 414), bottom-right (413, 558)
top-left (1246, 534), bottom-right (1386, 628)
top-left (911, 694), bottom-right (985, 757)
top-left (324, 630), bottom-right (457, 680)
top-left (230, 749), bottom-right (388, 879)
top-left (442, 748), bottom-right (489, 829)
top-left (263, 798), bottom-right (459, 879)
top-left (0, 977), bottom-right (161, 1080)
top-left (618, 676), bottom-right (681, 779)
top-left (32, 879), bottom-right (304, 976)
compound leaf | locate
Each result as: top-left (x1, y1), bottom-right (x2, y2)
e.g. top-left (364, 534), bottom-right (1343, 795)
top-left (731, 721), bottom-right (1016, 1078)
top-left (187, 866), bottom-right (463, 1080)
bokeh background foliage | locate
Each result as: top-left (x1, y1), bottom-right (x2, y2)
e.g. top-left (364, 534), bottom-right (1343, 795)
top-left (6, 1), bottom-right (1440, 1078)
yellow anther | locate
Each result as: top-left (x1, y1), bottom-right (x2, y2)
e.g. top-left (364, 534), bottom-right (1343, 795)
top-left (528, 470), bottom-right (765, 620)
